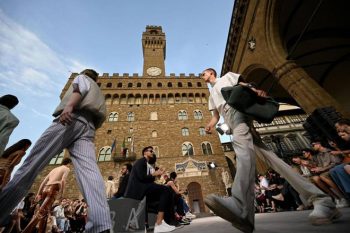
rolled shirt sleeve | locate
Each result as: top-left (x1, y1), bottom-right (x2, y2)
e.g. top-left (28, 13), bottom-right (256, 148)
top-left (72, 74), bottom-right (91, 97)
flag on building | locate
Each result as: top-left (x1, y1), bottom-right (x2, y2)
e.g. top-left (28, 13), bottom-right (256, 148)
top-left (111, 138), bottom-right (117, 156)
top-left (130, 136), bottom-right (135, 154)
top-left (121, 137), bottom-right (126, 157)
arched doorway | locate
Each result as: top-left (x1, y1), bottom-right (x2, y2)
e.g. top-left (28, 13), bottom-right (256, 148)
top-left (187, 182), bottom-right (205, 213)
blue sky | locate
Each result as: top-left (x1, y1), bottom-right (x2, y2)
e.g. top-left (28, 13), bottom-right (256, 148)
top-left (0, 0), bottom-right (234, 153)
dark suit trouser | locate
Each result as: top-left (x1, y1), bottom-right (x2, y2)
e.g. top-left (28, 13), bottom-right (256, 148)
top-left (145, 183), bottom-right (173, 222)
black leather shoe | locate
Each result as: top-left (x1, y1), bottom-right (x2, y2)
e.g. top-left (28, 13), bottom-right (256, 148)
top-left (99, 230), bottom-right (110, 233)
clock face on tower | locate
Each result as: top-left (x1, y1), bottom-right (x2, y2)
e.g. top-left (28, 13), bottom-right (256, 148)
top-left (146, 67), bottom-right (162, 76)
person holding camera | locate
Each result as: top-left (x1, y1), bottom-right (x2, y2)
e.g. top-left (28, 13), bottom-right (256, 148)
top-left (201, 68), bottom-right (341, 233)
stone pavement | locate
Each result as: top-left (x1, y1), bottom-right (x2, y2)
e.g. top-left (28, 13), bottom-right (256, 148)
top-left (175, 208), bottom-right (350, 233)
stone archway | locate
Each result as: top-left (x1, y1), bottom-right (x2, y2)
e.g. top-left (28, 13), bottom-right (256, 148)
top-left (187, 182), bottom-right (205, 213)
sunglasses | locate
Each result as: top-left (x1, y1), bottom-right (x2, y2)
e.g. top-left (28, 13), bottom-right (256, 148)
top-left (147, 149), bottom-right (154, 153)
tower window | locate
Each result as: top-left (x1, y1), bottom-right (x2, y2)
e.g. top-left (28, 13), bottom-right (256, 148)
top-left (194, 110), bottom-right (203, 120)
top-left (127, 112), bottom-right (135, 121)
top-left (201, 142), bottom-right (213, 155)
top-left (147, 82), bottom-right (152, 87)
top-left (106, 83), bottom-right (112, 88)
top-left (108, 112), bottom-right (118, 122)
top-left (150, 112), bottom-right (158, 120)
top-left (199, 127), bottom-right (206, 136)
top-left (182, 128), bottom-right (189, 136)
top-left (98, 146), bottom-right (112, 162)
top-left (178, 110), bottom-right (188, 120)
top-left (182, 142), bottom-right (194, 156)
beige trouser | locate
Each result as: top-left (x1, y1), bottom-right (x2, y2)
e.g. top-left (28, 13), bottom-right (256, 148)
top-left (224, 107), bottom-right (326, 226)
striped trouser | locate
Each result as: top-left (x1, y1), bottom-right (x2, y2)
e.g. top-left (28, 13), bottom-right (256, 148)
top-left (0, 117), bottom-right (111, 233)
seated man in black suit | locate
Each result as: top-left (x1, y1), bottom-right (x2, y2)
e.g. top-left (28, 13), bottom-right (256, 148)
top-left (114, 163), bottom-right (132, 198)
top-left (124, 146), bottom-right (175, 233)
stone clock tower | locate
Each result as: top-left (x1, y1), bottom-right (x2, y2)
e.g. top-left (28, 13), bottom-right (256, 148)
top-left (142, 25), bottom-right (166, 77)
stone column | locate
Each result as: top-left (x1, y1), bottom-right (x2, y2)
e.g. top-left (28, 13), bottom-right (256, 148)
top-left (272, 60), bottom-right (349, 117)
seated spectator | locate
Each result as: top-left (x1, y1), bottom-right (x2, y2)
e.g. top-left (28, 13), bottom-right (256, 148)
top-left (292, 153), bottom-right (312, 179)
top-left (254, 183), bottom-right (266, 213)
top-left (330, 119), bottom-right (350, 202)
top-left (258, 174), bottom-right (275, 211)
top-left (165, 172), bottom-right (194, 223)
top-left (124, 146), bottom-right (175, 233)
top-left (308, 141), bottom-right (348, 208)
top-left (114, 163), bottom-right (132, 198)
top-left (0, 139), bottom-right (31, 190)
top-left (105, 176), bottom-right (116, 199)
top-left (0, 94), bottom-right (19, 157)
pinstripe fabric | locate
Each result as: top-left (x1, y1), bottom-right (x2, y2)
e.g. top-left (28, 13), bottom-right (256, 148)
top-left (0, 116), bottom-right (111, 232)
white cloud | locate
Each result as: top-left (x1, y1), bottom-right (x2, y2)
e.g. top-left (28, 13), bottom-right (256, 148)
top-left (31, 108), bottom-right (52, 120)
top-left (0, 10), bottom-right (86, 97)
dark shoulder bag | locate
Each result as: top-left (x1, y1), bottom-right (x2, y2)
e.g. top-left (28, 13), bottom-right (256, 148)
top-left (221, 85), bottom-right (279, 124)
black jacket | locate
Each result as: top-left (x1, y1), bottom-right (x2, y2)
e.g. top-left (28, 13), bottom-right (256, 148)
top-left (114, 173), bottom-right (130, 198)
top-left (124, 157), bottom-right (155, 200)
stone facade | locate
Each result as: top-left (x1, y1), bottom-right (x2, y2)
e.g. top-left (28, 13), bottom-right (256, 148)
top-left (30, 26), bottom-right (227, 213)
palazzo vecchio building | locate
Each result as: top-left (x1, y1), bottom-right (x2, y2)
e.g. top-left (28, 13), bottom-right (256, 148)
top-left (30, 26), bottom-right (230, 214)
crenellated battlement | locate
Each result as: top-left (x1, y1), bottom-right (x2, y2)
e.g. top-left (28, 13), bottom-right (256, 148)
top-left (94, 73), bottom-right (202, 79)
top-left (69, 72), bottom-right (201, 79)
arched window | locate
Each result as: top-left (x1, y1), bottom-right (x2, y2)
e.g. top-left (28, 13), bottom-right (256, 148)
top-left (98, 146), bottom-right (112, 162)
top-left (147, 82), bottom-right (152, 87)
top-left (112, 94), bottom-right (119, 105)
top-left (199, 127), bottom-right (206, 136)
top-left (197, 82), bottom-right (202, 87)
top-left (150, 112), bottom-right (158, 120)
top-left (194, 110), bottom-right (203, 120)
top-left (182, 128), bottom-right (189, 136)
top-left (152, 130), bottom-right (158, 138)
top-left (128, 83), bottom-right (133, 88)
top-left (106, 83), bottom-right (112, 88)
top-left (137, 82), bottom-right (142, 87)
top-left (182, 142), bottom-right (194, 156)
top-left (127, 112), bottom-right (135, 121)
top-left (168, 82), bottom-right (172, 87)
top-left (188, 82), bottom-right (192, 87)
top-left (178, 110), bottom-right (188, 120)
top-left (201, 142), bottom-right (213, 155)
top-left (117, 83), bottom-right (122, 88)
top-left (108, 112), bottom-right (118, 122)
top-left (157, 82), bottom-right (162, 87)
top-left (105, 94), bottom-right (112, 105)
top-left (120, 94), bottom-right (127, 104)
top-left (49, 151), bottom-right (65, 165)
top-left (178, 82), bottom-right (183, 88)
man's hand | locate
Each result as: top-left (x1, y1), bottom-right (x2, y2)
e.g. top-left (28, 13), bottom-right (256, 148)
top-left (205, 124), bottom-right (214, 134)
top-left (153, 168), bottom-right (165, 177)
top-left (59, 105), bottom-right (74, 125)
top-left (251, 88), bottom-right (267, 97)
top-left (311, 167), bottom-right (322, 173)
